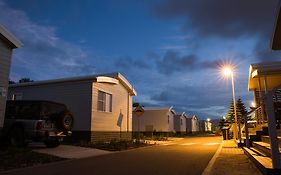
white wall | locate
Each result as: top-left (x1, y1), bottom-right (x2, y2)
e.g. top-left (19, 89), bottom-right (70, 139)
top-left (91, 81), bottom-right (133, 132)
top-left (8, 81), bottom-right (93, 131)
top-left (191, 117), bottom-right (199, 132)
top-left (132, 108), bottom-right (174, 132)
top-left (174, 114), bottom-right (186, 133)
top-left (0, 40), bottom-right (12, 128)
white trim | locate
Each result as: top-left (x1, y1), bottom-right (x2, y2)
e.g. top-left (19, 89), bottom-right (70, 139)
top-left (96, 76), bottom-right (118, 84)
top-left (0, 25), bottom-right (23, 48)
top-left (248, 61), bottom-right (281, 91)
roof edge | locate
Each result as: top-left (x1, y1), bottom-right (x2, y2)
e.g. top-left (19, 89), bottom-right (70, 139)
top-left (9, 72), bottom-right (137, 96)
top-left (0, 25), bottom-right (23, 48)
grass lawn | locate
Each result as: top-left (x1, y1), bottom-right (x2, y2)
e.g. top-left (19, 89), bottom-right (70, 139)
top-left (0, 147), bottom-right (67, 172)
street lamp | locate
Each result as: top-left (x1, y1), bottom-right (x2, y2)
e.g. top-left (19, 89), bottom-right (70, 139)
top-left (222, 66), bottom-right (240, 143)
top-left (251, 101), bottom-right (256, 108)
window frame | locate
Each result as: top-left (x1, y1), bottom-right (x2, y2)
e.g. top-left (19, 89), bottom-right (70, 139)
top-left (97, 90), bottom-right (113, 112)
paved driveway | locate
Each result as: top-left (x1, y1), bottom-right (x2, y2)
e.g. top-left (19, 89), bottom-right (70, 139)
top-left (31, 144), bottom-right (112, 159)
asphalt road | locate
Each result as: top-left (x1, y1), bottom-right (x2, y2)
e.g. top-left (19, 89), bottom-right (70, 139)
top-left (2, 136), bottom-right (222, 175)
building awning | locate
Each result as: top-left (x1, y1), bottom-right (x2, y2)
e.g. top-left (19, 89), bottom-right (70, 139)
top-left (272, 1), bottom-right (281, 50)
top-left (248, 61), bottom-right (281, 91)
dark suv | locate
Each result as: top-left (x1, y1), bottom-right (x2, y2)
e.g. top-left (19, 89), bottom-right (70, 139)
top-left (3, 100), bottom-right (74, 147)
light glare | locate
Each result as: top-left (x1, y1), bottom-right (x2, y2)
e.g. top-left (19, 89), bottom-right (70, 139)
top-left (223, 67), bottom-right (232, 77)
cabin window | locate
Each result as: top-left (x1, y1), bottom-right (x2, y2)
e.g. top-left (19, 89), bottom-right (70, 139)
top-left (180, 118), bottom-right (183, 125)
top-left (98, 90), bottom-right (112, 112)
top-left (168, 115), bottom-right (169, 124)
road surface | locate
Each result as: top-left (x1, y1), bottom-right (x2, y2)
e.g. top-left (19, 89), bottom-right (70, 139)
top-left (2, 136), bottom-right (222, 175)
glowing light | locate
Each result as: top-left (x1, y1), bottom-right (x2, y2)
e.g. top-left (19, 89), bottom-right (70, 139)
top-left (251, 101), bottom-right (256, 107)
top-left (222, 66), bottom-right (233, 77)
top-left (206, 118), bottom-right (211, 122)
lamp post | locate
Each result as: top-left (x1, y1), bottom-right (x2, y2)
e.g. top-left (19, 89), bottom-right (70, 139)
top-left (223, 67), bottom-right (240, 143)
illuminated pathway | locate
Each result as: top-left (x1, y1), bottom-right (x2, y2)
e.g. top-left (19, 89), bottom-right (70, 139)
top-left (3, 136), bottom-right (222, 175)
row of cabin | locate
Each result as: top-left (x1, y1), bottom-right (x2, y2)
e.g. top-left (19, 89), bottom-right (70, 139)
top-left (0, 25), bottom-right (199, 143)
top-left (132, 107), bottom-right (200, 135)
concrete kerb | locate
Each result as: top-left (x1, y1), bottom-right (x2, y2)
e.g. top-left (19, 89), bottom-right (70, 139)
top-left (201, 140), bottom-right (223, 175)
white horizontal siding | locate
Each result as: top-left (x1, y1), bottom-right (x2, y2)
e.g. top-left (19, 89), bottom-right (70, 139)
top-left (0, 39), bottom-right (12, 128)
top-left (174, 115), bottom-right (186, 132)
top-left (132, 109), bottom-right (174, 132)
top-left (8, 81), bottom-right (93, 131)
top-left (91, 82), bottom-right (132, 132)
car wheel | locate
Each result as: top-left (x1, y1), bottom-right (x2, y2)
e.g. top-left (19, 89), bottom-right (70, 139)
top-left (44, 140), bottom-right (60, 148)
top-left (9, 127), bottom-right (25, 147)
top-left (57, 112), bottom-right (74, 131)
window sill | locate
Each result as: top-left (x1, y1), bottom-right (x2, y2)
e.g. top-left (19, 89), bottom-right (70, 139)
top-left (97, 110), bottom-right (112, 114)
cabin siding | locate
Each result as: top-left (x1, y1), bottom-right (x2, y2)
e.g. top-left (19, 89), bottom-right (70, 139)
top-left (91, 82), bottom-right (132, 132)
top-left (0, 39), bottom-right (12, 128)
top-left (91, 82), bottom-right (132, 142)
top-left (132, 109), bottom-right (175, 132)
top-left (8, 81), bottom-right (93, 131)
top-left (7, 73), bottom-right (135, 142)
top-left (174, 115), bottom-right (186, 134)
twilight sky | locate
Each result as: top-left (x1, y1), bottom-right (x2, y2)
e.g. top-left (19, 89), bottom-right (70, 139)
top-left (1, 0), bottom-right (281, 119)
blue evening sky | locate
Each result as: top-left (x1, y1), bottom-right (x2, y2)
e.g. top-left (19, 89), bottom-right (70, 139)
top-left (1, 0), bottom-right (280, 119)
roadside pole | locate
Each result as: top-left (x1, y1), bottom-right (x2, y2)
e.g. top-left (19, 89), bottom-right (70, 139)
top-left (133, 106), bottom-right (144, 142)
top-left (117, 111), bottom-right (123, 141)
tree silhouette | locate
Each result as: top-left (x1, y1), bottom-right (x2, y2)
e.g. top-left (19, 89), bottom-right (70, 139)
top-left (227, 98), bottom-right (247, 122)
top-left (19, 78), bottom-right (34, 83)
top-left (133, 102), bottom-right (144, 108)
top-left (9, 80), bottom-right (15, 84)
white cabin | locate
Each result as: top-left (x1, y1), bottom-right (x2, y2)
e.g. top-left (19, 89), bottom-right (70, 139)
top-left (174, 112), bottom-right (187, 134)
top-left (132, 106), bottom-right (176, 133)
top-left (8, 73), bottom-right (136, 142)
top-left (0, 25), bottom-right (22, 130)
top-left (186, 115), bottom-right (200, 133)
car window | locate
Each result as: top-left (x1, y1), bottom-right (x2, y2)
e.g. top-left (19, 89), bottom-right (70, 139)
top-left (17, 103), bottom-right (40, 120)
top-left (41, 103), bottom-right (66, 117)
top-left (5, 102), bottom-right (20, 119)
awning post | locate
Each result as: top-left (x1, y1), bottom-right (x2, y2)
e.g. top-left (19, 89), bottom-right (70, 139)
top-left (265, 91), bottom-right (281, 169)
top-left (244, 114), bottom-right (250, 148)
top-left (258, 77), bottom-right (264, 124)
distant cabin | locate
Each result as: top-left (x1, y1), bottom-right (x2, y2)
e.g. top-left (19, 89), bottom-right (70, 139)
top-left (0, 25), bottom-right (22, 130)
top-left (8, 73), bottom-right (136, 142)
top-left (132, 106), bottom-right (176, 135)
top-left (186, 115), bottom-right (200, 133)
top-left (174, 112), bottom-right (187, 135)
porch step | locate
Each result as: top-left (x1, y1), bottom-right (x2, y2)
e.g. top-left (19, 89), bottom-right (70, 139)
top-left (243, 147), bottom-right (281, 174)
top-left (261, 136), bottom-right (281, 148)
top-left (252, 142), bottom-right (281, 158)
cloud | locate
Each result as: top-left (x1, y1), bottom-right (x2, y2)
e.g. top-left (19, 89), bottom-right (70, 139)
top-left (149, 82), bottom-right (252, 118)
top-left (0, 0), bottom-right (95, 80)
top-left (115, 56), bottom-right (150, 69)
top-left (153, 0), bottom-right (278, 38)
top-left (253, 36), bottom-right (281, 61)
top-left (159, 45), bottom-right (189, 51)
top-left (156, 50), bottom-right (199, 74)
top-left (152, 0), bottom-right (281, 62)
top-left (154, 50), bottom-right (225, 75)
